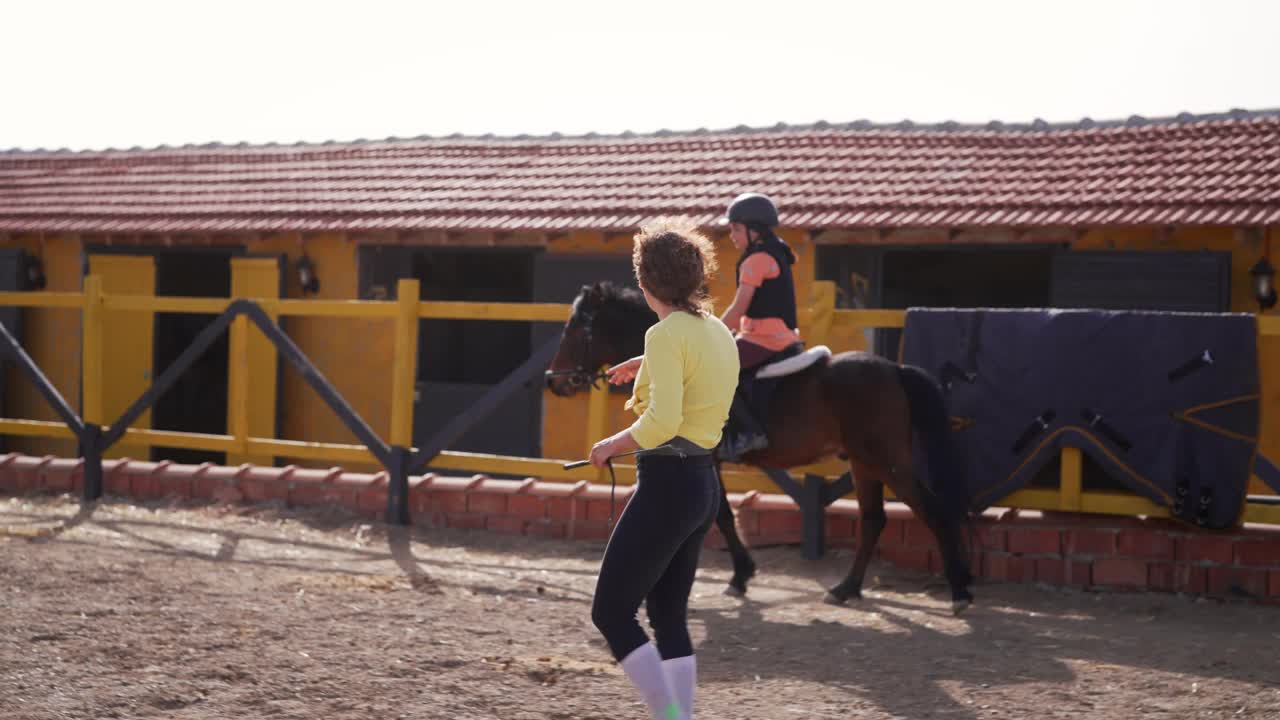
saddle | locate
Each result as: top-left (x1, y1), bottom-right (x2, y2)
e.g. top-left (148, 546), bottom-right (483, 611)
top-left (741, 344), bottom-right (832, 423)
top-left (755, 344), bottom-right (832, 380)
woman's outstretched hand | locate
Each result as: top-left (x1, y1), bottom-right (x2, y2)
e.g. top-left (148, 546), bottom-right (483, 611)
top-left (605, 356), bottom-right (643, 385)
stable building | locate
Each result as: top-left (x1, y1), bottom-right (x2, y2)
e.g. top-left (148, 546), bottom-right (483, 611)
top-left (0, 109), bottom-right (1277, 472)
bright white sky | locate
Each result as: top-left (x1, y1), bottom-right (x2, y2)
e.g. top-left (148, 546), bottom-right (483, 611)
top-left (2, 0), bottom-right (1278, 151)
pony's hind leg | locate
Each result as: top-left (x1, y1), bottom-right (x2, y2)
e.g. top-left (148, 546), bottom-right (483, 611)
top-left (824, 469), bottom-right (885, 605)
top-left (917, 498), bottom-right (975, 615)
top-left (714, 466), bottom-right (756, 597)
top-left (886, 461), bottom-right (975, 614)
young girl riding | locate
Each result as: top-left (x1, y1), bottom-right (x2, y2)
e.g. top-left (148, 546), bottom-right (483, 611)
top-left (716, 192), bottom-right (802, 461)
top-left (588, 218), bottom-right (739, 720)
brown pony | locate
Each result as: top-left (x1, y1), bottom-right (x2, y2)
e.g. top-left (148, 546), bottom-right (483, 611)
top-left (545, 281), bottom-right (976, 614)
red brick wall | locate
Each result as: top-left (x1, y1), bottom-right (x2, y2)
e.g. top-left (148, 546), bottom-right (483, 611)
top-left (2, 452), bottom-right (1278, 603)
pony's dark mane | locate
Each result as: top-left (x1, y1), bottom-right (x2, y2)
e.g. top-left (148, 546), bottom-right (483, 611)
top-left (573, 281), bottom-right (656, 361)
top-left (590, 280), bottom-right (645, 308)
top-left (572, 281), bottom-right (649, 319)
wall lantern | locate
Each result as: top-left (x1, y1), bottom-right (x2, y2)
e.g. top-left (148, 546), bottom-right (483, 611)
top-left (24, 254), bottom-right (47, 290)
top-left (296, 255), bottom-right (320, 295)
top-left (1250, 256), bottom-right (1276, 312)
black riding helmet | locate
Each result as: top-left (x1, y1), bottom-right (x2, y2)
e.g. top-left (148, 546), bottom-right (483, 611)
top-left (718, 193), bottom-right (779, 230)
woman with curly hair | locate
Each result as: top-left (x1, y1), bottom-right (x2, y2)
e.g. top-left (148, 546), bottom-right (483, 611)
top-left (587, 218), bottom-right (738, 720)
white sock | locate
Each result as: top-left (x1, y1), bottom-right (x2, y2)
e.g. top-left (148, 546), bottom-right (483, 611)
top-left (662, 655), bottom-right (697, 717)
top-left (619, 643), bottom-right (685, 720)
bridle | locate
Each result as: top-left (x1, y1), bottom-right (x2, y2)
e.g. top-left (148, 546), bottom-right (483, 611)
top-left (543, 306), bottom-right (609, 391)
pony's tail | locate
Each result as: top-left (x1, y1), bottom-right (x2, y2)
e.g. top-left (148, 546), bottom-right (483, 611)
top-left (897, 364), bottom-right (975, 585)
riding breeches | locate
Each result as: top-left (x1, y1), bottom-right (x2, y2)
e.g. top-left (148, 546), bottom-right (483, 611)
top-left (736, 338), bottom-right (777, 371)
top-left (590, 454), bottom-right (720, 661)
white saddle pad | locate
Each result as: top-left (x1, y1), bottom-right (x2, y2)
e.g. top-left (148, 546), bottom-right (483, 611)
top-left (755, 345), bottom-right (832, 379)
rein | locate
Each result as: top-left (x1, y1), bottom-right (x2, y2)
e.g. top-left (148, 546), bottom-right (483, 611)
top-left (542, 367), bottom-right (609, 387)
top-left (542, 305), bottom-right (610, 390)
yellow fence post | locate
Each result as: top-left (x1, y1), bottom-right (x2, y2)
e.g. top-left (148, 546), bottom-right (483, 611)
top-left (228, 314), bottom-right (250, 456)
top-left (585, 371), bottom-right (609, 484)
top-left (390, 278), bottom-right (421, 449)
top-left (89, 255), bottom-right (156, 460)
top-left (228, 257), bottom-right (283, 466)
top-left (809, 280), bottom-right (836, 348)
top-left (1060, 447), bottom-right (1083, 512)
top-left (81, 275), bottom-right (104, 426)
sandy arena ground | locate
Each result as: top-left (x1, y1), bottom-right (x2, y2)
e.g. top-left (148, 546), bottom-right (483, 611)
top-left (1, 494), bottom-right (1278, 719)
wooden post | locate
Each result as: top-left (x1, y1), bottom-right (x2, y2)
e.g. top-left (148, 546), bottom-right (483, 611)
top-left (228, 257), bottom-right (283, 466)
top-left (228, 314), bottom-right (250, 455)
top-left (808, 280), bottom-right (836, 348)
top-left (81, 275), bottom-right (105, 500)
top-left (1060, 447), bottom-right (1083, 511)
top-left (390, 278), bottom-right (421, 449)
top-left (81, 275), bottom-right (104, 425)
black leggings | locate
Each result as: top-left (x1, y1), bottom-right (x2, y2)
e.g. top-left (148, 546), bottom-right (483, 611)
top-left (590, 454), bottom-right (720, 661)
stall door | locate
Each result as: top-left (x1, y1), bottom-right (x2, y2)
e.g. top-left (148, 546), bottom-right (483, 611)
top-left (1049, 251), bottom-right (1231, 312)
top-left (411, 248), bottom-right (541, 463)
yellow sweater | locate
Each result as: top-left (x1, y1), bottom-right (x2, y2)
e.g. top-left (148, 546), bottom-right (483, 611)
top-left (625, 311), bottom-right (740, 450)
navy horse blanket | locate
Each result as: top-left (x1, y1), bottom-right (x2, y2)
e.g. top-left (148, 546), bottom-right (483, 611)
top-left (901, 308), bottom-right (1270, 529)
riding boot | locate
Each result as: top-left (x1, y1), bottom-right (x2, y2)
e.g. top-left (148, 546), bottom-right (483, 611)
top-left (718, 390), bottom-right (769, 463)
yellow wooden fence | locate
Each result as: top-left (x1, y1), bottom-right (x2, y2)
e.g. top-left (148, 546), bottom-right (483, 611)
top-left (0, 277), bottom-right (1277, 525)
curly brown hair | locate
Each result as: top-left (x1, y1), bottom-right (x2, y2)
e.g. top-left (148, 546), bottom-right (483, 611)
top-left (632, 218), bottom-right (719, 316)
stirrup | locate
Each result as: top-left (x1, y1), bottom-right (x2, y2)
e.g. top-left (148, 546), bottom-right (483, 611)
top-left (719, 430), bottom-right (768, 463)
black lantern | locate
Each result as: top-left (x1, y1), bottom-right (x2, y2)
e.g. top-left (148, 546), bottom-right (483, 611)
top-left (23, 254), bottom-right (47, 290)
top-left (296, 255), bottom-right (319, 295)
top-left (1250, 256), bottom-right (1276, 311)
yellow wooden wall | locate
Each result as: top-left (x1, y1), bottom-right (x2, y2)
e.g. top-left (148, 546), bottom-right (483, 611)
top-left (0, 225), bottom-right (1275, 487)
top-left (1260, 230), bottom-right (1280, 494)
top-left (4, 233), bottom-right (83, 459)
top-left (243, 233), bottom-right (394, 471)
top-left (1073, 227), bottom-right (1264, 312)
top-left (0, 232), bottom-right (400, 471)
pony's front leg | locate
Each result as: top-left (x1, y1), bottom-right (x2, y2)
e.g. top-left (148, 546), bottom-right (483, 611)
top-left (713, 467), bottom-right (756, 596)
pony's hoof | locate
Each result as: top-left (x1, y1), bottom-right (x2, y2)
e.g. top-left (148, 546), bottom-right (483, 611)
top-left (823, 585), bottom-right (861, 605)
top-left (824, 589), bottom-right (861, 605)
top-left (951, 598), bottom-right (972, 616)
top-left (724, 584), bottom-right (746, 598)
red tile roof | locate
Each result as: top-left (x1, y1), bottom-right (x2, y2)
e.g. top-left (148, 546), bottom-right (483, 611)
top-left (2, 110), bottom-right (1279, 234)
